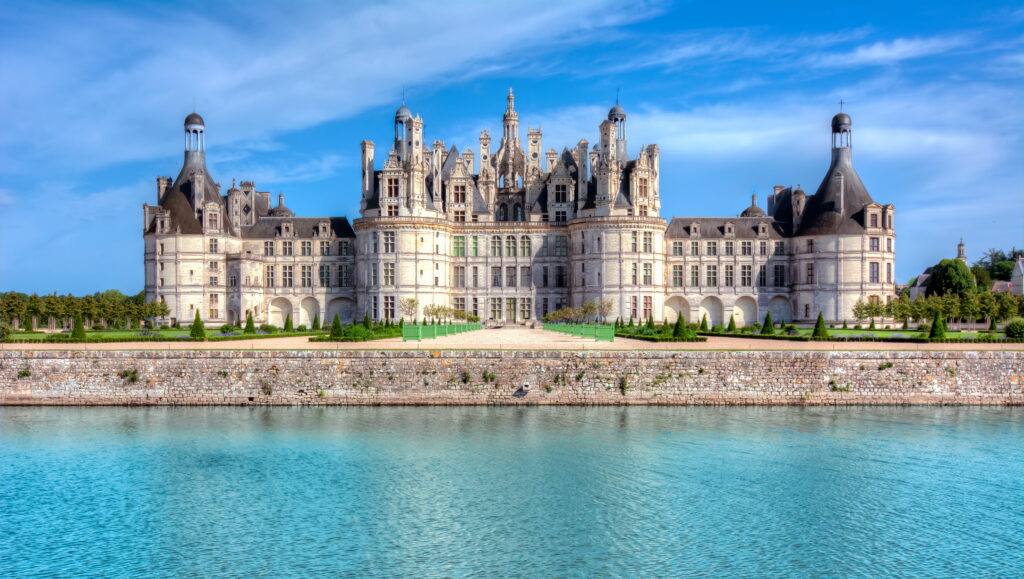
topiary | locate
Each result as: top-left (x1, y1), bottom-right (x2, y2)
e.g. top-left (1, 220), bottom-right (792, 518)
top-left (928, 311), bottom-right (946, 339)
top-left (989, 318), bottom-right (998, 331)
top-left (812, 312), bottom-right (830, 339)
top-left (71, 315), bottom-right (86, 341)
top-left (363, 312), bottom-right (372, 330)
top-left (673, 315), bottom-right (686, 338)
top-left (869, 318), bottom-right (876, 330)
top-left (726, 316), bottom-right (736, 333)
top-left (1004, 317), bottom-right (1024, 339)
top-left (330, 314), bottom-right (344, 338)
top-left (244, 312), bottom-right (256, 334)
top-left (190, 310), bottom-right (206, 339)
top-left (699, 314), bottom-right (708, 332)
top-left (311, 313), bottom-right (320, 331)
top-left (283, 314), bottom-right (294, 333)
top-left (760, 311), bottom-right (775, 335)
top-left (842, 320), bottom-right (848, 329)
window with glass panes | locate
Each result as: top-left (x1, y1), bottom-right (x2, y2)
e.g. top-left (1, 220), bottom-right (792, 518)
top-left (471, 236), bottom-right (479, 256)
top-left (643, 232), bottom-right (653, 253)
top-left (707, 241), bottom-right (717, 256)
top-left (759, 241), bottom-right (767, 256)
top-left (631, 231), bottom-right (639, 252)
top-left (706, 265), bottom-right (718, 286)
top-left (454, 266), bottom-right (465, 288)
top-left (383, 263), bottom-right (395, 286)
top-left (724, 241), bottom-right (733, 256)
top-left (520, 266), bottom-right (531, 287)
top-left (454, 211), bottom-right (465, 222)
top-left (554, 236), bottom-right (568, 256)
top-left (491, 236), bottom-right (502, 257)
top-left (643, 296), bottom-right (652, 320)
top-left (337, 264), bottom-right (351, 287)
top-left (319, 241), bottom-right (330, 255)
top-left (870, 262), bottom-right (879, 283)
top-left (506, 267), bottom-right (516, 287)
top-left (319, 265), bottom-right (330, 287)
top-left (555, 266), bottom-right (567, 287)
top-left (520, 236), bottom-right (530, 257)
top-left (631, 263), bottom-right (638, 285)
top-left (453, 184), bottom-right (466, 204)
top-left (758, 266), bottom-right (767, 286)
top-left (491, 267), bottom-right (501, 287)
top-left (630, 296), bottom-right (638, 320)
top-left (282, 265), bottom-right (293, 287)
top-left (554, 184), bottom-right (568, 203)
top-left (265, 266), bottom-right (275, 287)
top-left (384, 296), bottom-right (395, 320)
top-left (338, 240), bottom-right (350, 256)
top-left (506, 236), bottom-right (517, 257)
top-left (773, 264), bottom-right (786, 286)
top-left (741, 265), bottom-right (752, 286)
top-left (490, 298), bottom-right (502, 320)
top-left (691, 241), bottom-right (699, 256)
top-left (690, 265), bottom-right (699, 287)
top-left (299, 265), bottom-right (311, 287)
top-left (301, 241), bottom-right (312, 256)
top-left (386, 178), bottom-right (398, 198)
top-left (869, 237), bottom-right (879, 251)
top-left (741, 241), bottom-right (752, 256)
top-left (643, 263), bottom-right (653, 285)
top-left (520, 298), bottom-right (531, 321)
top-left (209, 239), bottom-right (218, 253)
top-left (368, 263), bottom-right (377, 286)
top-left (774, 241), bottom-right (785, 255)
top-left (672, 265), bottom-right (684, 287)
top-left (724, 265), bottom-right (734, 286)
top-left (383, 232), bottom-right (395, 253)
top-left (453, 236), bottom-right (465, 256)
top-left (282, 241), bottom-right (293, 256)
top-left (672, 241), bottom-right (684, 255)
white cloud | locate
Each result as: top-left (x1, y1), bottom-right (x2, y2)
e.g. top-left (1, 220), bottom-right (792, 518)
top-left (809, 35), bottom-right (970, 68)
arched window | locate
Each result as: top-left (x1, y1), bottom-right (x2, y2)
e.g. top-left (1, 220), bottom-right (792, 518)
top-left (491, 235), bottom-right (502, 257)
top-left (497, 204), bottom-right (508, 221)
top-left (520, 236), bottom-right (530, 257)
top-left (506, 236), bottom-right (517, 257)
top-left (513, 204), bottom-right (524, 221)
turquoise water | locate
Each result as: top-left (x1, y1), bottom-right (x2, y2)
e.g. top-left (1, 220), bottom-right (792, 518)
top-left (1, 407), bottom-right (1021, 577)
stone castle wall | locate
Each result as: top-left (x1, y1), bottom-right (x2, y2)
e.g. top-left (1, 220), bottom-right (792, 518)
top-left (0, 350), bottom-right (1020, 406)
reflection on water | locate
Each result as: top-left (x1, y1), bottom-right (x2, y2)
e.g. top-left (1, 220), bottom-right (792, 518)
top-left (1, 406), bottom-right (1021, 577)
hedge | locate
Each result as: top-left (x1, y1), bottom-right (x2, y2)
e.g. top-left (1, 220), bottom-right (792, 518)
top-left (697, 331), bottom-right (1023, 344)
top-left (2, 331), bottom-right (326, 344)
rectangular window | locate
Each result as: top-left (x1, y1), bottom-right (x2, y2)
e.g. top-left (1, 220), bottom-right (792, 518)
top-left (319, 264), bottom-right (330, 287)
top-left (264, 241), bottom-right (275, 256)
top-left (774, 241), bottom-right (785, 255)
top-left (384, 296), bottom-right (395, 320)
top-left (209, 261), bottom-right (218, 270)
top-left (520, 237), bottom-right (530, 257)
top-left (490, 298), bottom-right (502, 320)
top-left (337, 264), bottom-right (352, 287)
top-left (454, 266), bottom-right (466, 288)
top-left (454, 210), bottom-right (466, 222)
top-left (472, 297), bottom-right (479, 318)
top-left (870, 214), bottom-right (879, 228)
top-left (690, 241), bottom-right (700, 256)
top-left (643, 232), bottom-right (653, 253)
top-left (643, 263), bottom-right (653, 286)
top-left (338, 240), bottom-right (350, 256)
top-left (759, 241), bottom-right (768, 256)
top-left (554, 236), bottom-right (568, 257)
top-left (492, 267), bottom-right (502, 288)
top-left (706, 265), bottom-right (718, 286)
top-left (471, 236), bottom-right (479, 257)
top-left (630, 296), bottom-right (638, 320)
top-left (472, 266), bottom-right (479, 288)
top-left (631, 263), bottom-right (638, 285)
top-left (672, 265), bottom-right (684, 287)
top-left (870, 262), bottom-right (880, 283)
top-left (371, 233), bottom-right (379, 253)
top-left (282, 241), bottom-right (293, 256)
top-left (870, 237), bottom-right (880, 251)
top-left (454, 297), bottom-right (466, 313)
top-left (383, 263), bottom-right (395, 286)
top-left (371, 296), bottom-right (379, 320)
top-left (758, 266), bottom-right (767, 287)
top-left (637, 178), bottom-right (649, 198)
top-left (491, 236), bottom-right (502, 257)
top-left (265, 266), bottom-right (275, 288)
top-left (773, 264), bottom-right (786, 287)
top-left (555, 266), bottom-right (567, 287)
top-left (520, 266), bottom-right (531, 287)
top-left (209, 239), bottom-right (218, 253)
top-left (741, 241), bottom-right (752, 256)
top-left (707, 241), bottom-right (717, 256)
top-left (301, 265), bottom-right (312, 287)
top-left (301, 241), bottom-right (312, 256)
top-left (725, 264), bottom-right (734, 286)
top-left (229, 275), bottom-right (237, 287)
top-left (282, 265), bottom-right (293, 288)
top-left (724, 241), bottom-right (733, 256)
top-left (643, 296), bottom-right (653, 321)
top-left (386, 178), bottom-right (399, 198)
top-left (690, 265), bottom-right (699, 287)
top-left (383, 232), bottom-right (396, 253)
top-left (741, 265), bottom-right (752, 287)
top-left (506, 237), bottom-right (517, 257)
top-left (506, 266), bottom-right (517, 287)
top-left (320, 241), bottom-right (330, 256)
top-left (807, 239), bottom-right (814, 253)
top-left (387, 205), bottom-right (399, 217)
top-left (672, 241), bottom-right (684, 256)
top-left (554, 211), bottom-right (567, 222)
top-left (806, 263), bottom-right (815, 284)
top-left (369, 264), bottom-right (377, 286)
top-left (453, 236), bottom-right (466, 257)
top-left (542, 266), bottom-right (549, 287)
top-left (520, 298), bottom-right (532, 321)
top-left (887, 238), bottom-right (893, 252)
top-left (453, 184), bottom-right (466, 204)
top-left (554, 184), bottom-right (568, 204)
top-left (631, 231), bottom-right (639, 252)
top-left (209, 277), bottom-right (219, 286)
top-left (886, 262), bottom-right (892, 283)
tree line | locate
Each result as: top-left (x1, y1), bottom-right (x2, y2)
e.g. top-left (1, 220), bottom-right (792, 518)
top-left (0, 290), bottom-right (170, 329)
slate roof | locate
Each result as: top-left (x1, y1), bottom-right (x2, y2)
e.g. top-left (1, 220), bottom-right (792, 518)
top-left (148, 151), bottom-right (234, 235)
top-left (240, 216), bottom-right (355, 239)
top-left (797, 148), bottom-right (874, 236)
top-left (665, 217), bottom-right (784, 239)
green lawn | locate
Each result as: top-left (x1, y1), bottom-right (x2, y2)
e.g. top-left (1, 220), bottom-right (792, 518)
top-left (9, 329), bottom-right (191, 340)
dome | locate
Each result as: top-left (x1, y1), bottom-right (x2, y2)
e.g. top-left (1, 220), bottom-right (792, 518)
top-left (184, 112), bottom-right (205, 127)
top-left (741, 204), bottom-right (766, 217)
top-left (608, 104), bottom-right (626, 121)
top-left (268, 204), bottom-right (294, 217)
top-left (395, 105), bottom-right (412, 123)
top-left (831, 112), bottom-right (851, 132)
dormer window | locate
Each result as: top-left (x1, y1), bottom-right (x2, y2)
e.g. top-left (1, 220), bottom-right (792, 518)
top-left (758, 224), bottom-right (767, 235)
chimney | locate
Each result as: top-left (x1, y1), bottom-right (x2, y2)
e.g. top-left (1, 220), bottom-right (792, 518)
top-left (278, 193), bottom-right (285, 207)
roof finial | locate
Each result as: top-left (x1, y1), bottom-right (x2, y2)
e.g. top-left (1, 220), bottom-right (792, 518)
top-left (616, 87), bottom-right (620, 106)
top-left (838, 98), bottom-right (845, 112)
top-left (402, 86), bottom-right (406, 106)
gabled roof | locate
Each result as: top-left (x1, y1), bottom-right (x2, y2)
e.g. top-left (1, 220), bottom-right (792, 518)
top-left (665, 217), bottom-right (784, 239)
top-left (240, 216), bottom-right (355, 239)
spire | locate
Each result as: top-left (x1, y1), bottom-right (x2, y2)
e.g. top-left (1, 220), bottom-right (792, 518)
top-left (507, 87), bottom-right (515, 112)
top-left (957, 238), bottom-right (967, 262)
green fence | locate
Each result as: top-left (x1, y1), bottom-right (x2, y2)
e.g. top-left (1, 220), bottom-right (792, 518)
top-left (402, 323), bottom-right (482, 342)
top-left (542, 323), bottom-right (615, 342)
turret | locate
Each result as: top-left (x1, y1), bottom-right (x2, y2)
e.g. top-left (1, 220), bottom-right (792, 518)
top-left (527, 126), bottom-right (542, 175)
top-left (608, 101), bottom-right (627, 160)
top-left (361, 140), bottom-right (375, 202)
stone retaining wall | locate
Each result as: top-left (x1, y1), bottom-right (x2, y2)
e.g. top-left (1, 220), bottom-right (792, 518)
top-left (1, 350), bottom-right (1021, 406)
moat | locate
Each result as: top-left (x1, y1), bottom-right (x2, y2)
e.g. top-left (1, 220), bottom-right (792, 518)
top-left (1, 406), bottom-right (1020, 576)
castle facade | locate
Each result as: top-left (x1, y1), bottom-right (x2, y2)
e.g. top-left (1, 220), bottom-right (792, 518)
top-left (143, 91), bottom-right (896, 327)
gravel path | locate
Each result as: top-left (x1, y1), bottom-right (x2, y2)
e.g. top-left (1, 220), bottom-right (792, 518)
top-left (3, 327), bottom-right (1020, 351)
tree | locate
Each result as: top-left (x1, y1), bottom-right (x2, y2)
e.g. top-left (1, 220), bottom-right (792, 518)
top-left (330, 314), bottom-right (343, 338)
top-left (970, 266), bottom-right (992, 291)
top-left (244, 312), bottom-right (256, 334)
top-left (925, 259), bottom-right (976, 298)
top-left (646, 316), bottom-right (655, 330)
top-left (311, 313), bottom-right (320, 331)
top-left (581, 300), bottom-right (598, 323)
top-left (71, 315), bottom-right (86, 340)
top-left (283, 314), bottom-right (294, 332)
top-left (760, 311), bottom-right (775, 335)
top-left (699, 314), bottom-right (708, 332)
top-left (726, 316), bottom-right (736, 332)
top-left (190, 310), bottom-right (206, 339)
top-left (852, 299), bottom-right (869, 324)
top-left (995, 292), bottom-right (1019, 322)
top-left (363, 312), bottom-right (372, 329)
top-left (991, 261), bottom-right (1015, 281)
top-left (928, 310), bottom-right (945, 339)
top-left (959, 292), bottom-right (979, 329)
top-left (399, 297), bottom-right (420, 322)
top-left (596, 299), bottom-right (614, 324)
top-left (812, 312), bottom-right (829, 339)
top-left (1005, 318), bottom-right (1024, 339)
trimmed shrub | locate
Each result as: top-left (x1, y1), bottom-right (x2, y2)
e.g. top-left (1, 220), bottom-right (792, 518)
top-left (672, 315), bottom-right (686, 338)
top-left (699, 314), bottom-right (708, 332)
top-left (311, 313), bottom-right (320, 331)
top-left (726, 316), bottom-right (736, 333)
top-left (989, 318), bottom-right (998, 331)
top-left (1005, 317), bottom-right (1024, 339)
top-left (760, 312), bottom-right (775, 335)
top-left (812, 312), bottom-right (830, 339)
top-left (296, 324), bottom-right (307, 332)
top-left (330, 314), bottom-right (344, 338)
top-left (190, 310), bottom-right (206, 339)
top-left (928, 311), bottom-right (946, 339)
top-left (283, 314), bottom-right (294, 333)
top-left (71, 315), bottom-right (86, 341)
top-left (244, 313), bottom-right (256, 334)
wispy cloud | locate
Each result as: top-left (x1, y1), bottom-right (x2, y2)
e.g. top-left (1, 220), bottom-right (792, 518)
top-left (809, 35), bottom-right (971, 68)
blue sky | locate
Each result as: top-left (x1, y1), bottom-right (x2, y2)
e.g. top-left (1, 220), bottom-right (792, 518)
top-left (1, 0), bottom-right (1022, 294)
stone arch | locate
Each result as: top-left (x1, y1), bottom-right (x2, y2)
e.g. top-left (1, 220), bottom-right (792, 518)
top-left (699, 296), bottom-right (724, 327)
top-left (300, 297), bottom-right (320, 327)
top-left (268, 297), bottom-right (292, 327)
top-left (768, 295), bottom-right (792, 323)
top-left (326, 297), bottom-right (356, 325)
top-left (731, 296), bottom-right (758, 327)
top-left (665, 296), bottom-right (690, 324)
top-left (228, 309), bottom-right (240, 326)
top-left (497, 204), bottom-right (508, 221)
